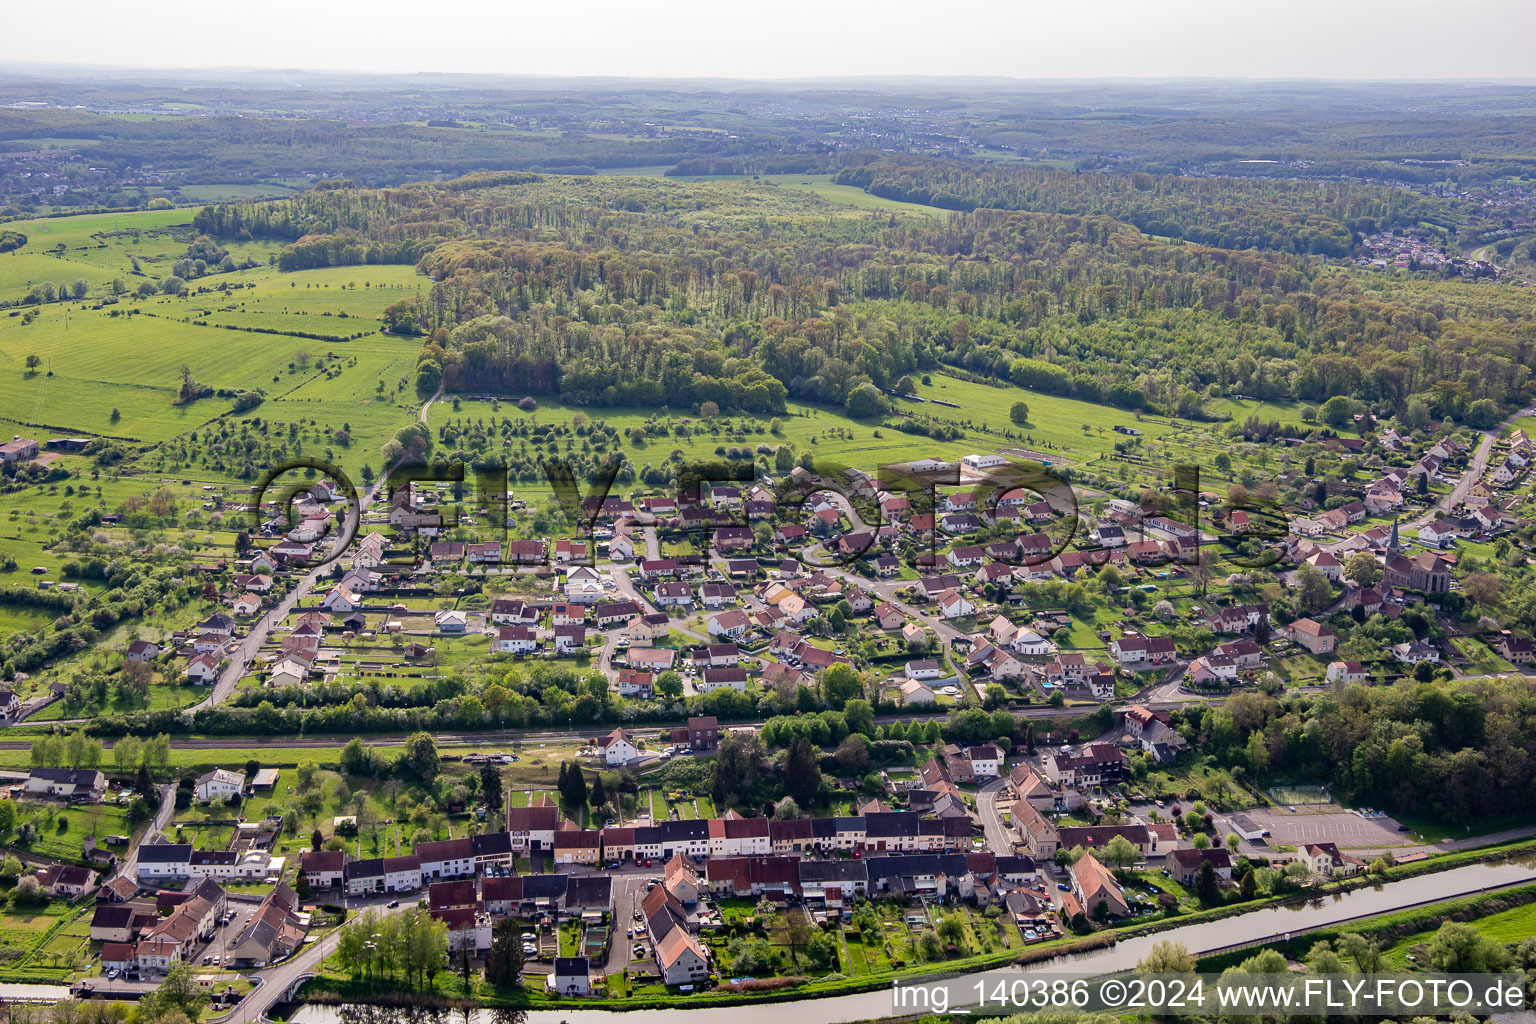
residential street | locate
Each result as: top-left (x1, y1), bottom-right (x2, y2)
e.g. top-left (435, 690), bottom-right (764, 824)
top-left (1402, 408), bottom-right (1528, 532)
top-left (117, 783), bottom-right (176, 881)
top-left (974, 776), bottom-right (1015, 857)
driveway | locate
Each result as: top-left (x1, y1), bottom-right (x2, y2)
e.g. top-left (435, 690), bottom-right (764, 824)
top-left (602, 873), bottom-right (653, 974)
top-left (118, 784), bottom-right (176, 881)
top-left (974, 776), bottom-right (1017, 857)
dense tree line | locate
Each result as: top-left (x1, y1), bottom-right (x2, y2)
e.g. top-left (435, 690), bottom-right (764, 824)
top-left (192, 173), bottom-right (1535, 427)
top-left (834, 156), bottom-right (1435, 255)
top-left (1179, 677), bottom-right (1536, 824)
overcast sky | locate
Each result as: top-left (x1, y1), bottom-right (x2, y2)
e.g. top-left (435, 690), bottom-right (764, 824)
top-left (5, 0), bottom-right (1535, 80)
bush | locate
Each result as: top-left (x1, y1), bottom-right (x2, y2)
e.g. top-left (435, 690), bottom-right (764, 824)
top-left (12, 875), bottom-right (45, 908)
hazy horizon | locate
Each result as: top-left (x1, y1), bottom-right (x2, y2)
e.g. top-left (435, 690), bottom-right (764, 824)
top-left (3, 0), bottom-right (1535, 82)
top-left (5, 61), bottom-right (1536, 88)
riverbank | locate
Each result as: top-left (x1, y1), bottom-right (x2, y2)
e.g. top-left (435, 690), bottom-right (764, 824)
top-left (1197, 881), bottom-right (1536, 972)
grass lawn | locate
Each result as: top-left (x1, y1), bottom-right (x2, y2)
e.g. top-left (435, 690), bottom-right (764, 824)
top-left (11, 800), bottom-right (135, 864)
top-left (754, 174), bottom-right (949, 220)
top-left (911, 373), bottom-right (1183, 464)
top-left (1134, 758), bottom-right (1251, 811)
top-left (1450, 636), bottom-right (1515, 675)
top-left (27, 683), bottom-right (209, 722)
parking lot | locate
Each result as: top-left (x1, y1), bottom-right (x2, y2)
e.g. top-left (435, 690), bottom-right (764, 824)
top-left (196, 898), bottom-right (262, 968)
top-left (1239, 806), bottom-right (1409, 851)
top-left (607, 872), bottom-right (655, 972)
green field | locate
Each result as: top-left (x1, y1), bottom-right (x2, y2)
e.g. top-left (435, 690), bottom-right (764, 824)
top-left (762, 174), bottom-right (948, 219)
top-left (175, 184), bottom-right (305, 202)
top-left (11, 800), bottom-right (135, 865)
top-left (912, 373), bottom-right (1181, 462)
top-left (0, 208), bottom-right (194, 299)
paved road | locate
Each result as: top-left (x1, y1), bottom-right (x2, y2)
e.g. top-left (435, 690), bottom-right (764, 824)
top-left (974, 776), bottom-right (1016, 858)
top-left (816, 563), bottom-right (967, 645)
top-left (117, 783), bottom-right (176, 881)
top-left (602, 874), bottom-right (652, 975)
top-left (227, 896), bottom-right (411, 1024)
top-left (1401, 409), bottom-right (1527, 532)
top-left (608, 558), bottom-right (708, 647)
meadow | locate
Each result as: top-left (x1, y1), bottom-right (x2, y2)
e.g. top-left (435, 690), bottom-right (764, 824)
top-left (10, 800), bottom-right (134, 864)
top-left (912, 373), bottom-right (1179, 461)
top-left (756, 174), bottom-right (948, 219)
top-left (0, 252), bottom-right (431, 500)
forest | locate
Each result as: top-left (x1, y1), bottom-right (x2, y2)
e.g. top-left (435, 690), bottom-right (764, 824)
top-left (833, 157), bottom-right (1437, 254)
top-left (1179, 677), bottom-right (1536, 825)
top-left (190, 171), bottom-right (1536, 425)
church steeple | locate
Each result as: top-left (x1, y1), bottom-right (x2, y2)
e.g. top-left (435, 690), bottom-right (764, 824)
top-left (1388, 515), bottom-right (1400, 552)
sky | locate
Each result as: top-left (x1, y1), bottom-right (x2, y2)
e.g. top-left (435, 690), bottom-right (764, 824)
top-left (4, 0), bottom-right (1536, 81)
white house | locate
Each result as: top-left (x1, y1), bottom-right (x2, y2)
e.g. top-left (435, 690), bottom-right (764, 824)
top-left (125, 640), bottom-right (161, 663)
top-left (653, 581), bottom-right (694, 608)
top-left (1305, 551), bottom-right (1342, 582)
top-left (25, 768), bottom-right (105, 799)
top-left (699, 668), bottom-right (748, 693)
top-left (598, 729), bottom-right (637, 766)
top-left (268, 655), bottom-right (312, 688)
top-left (344, 855), bottom-right (422, 896)
top-left (707, 610), bottom-right (750, 639)
top-left (321, 586), bottom-right (360, 612)
top-left (655, 931), bottom-right (711, 987)
top-left (1289, 517), bottom-right (1326, 538)
top-left (966, 744), bottom-right (1003, 779)
top-left (1009, 626), bottom-right (1055, 657)
top-left (550, 957), bottom-right (593, 997)
top-left (936, 589), bottom-right (975, 619)
top-left (1392, 641), bottom-right (1440, 665)
top-left (1325, 660), bottom-right (1368, 684)
top-left (553, 625), bottom-right (586, 654)
top-left (185, 653), bottom-right (221, 684)
top-left (905, 659), bottom-right (943, 681)
top-left (195, 769), bottom-right (244, 803)
top-left (495, 626), bottom-right (538, 655)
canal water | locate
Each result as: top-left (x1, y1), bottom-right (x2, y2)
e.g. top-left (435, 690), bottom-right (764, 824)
top-left (283, 855), bottom-right (1536, 1024)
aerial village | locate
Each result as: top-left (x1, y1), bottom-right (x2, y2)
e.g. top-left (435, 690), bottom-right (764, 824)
top-left (4, 411), bottom-right (1534, 1003)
